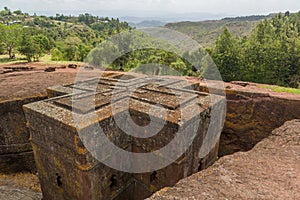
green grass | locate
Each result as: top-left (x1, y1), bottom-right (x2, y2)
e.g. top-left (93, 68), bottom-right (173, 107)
top-left (34, 54), bottom-right (84, 65)
top-left (260, 85), bottom-right (300, 95)
top-left (0, 54), bottom-right (84, 66)
top-left (165, 20), bottom-right (259, 47)
top-left (0, 54), bottom-right (27, 65)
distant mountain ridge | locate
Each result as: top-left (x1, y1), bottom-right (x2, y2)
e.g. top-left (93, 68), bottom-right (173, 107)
top-left (129, 20), bottom-right (166, 28)
top-left (164, 14), bottom-right (275, 47)
top-left (119, 12), bottom-right (225, 24)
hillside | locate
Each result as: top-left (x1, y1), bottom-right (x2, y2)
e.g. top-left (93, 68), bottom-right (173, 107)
top-left (129, 20), bottom-right (166, 28)
top-left (165, 15), bottom-right (272, 47)
top-left (0, 8), bottom-right (131, 62)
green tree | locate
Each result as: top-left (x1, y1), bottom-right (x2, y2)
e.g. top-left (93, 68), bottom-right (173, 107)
top-left (78, 44), bottom-right (91, 61)
top-left (0, 24), bottom-right (21, 58)
top-left (18, 32), bottom-right (35, 62)
top-left (212, 27), bottom-right (241, 81)
top-left (244, 15), bottom-right (300, 86)
top-left (51, 48), bottom-right (63, 61)
top-left (18, 31), bottom-right (51, 62)
top-left (13, 10), bottom-right (22, 15)
top-left (31, 34), bottom-right (51, 61)
top-left (287, 38), bottom-right (300, 87)
top-left (0, 7), bottom-right (11, 16)
top-left (63, 36), bottom-right (81, 61)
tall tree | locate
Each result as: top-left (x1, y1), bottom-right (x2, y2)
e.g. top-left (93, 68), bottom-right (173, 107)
top-left (0, 24), bottom-right (21, 58)
top-left (18, 31), bottom-right (35, 62)
top-left (212, 27), bottom-right (241, 82)
top-left (31, 34), bottom-right (51, 61)
top-left (18, 30), bottom-right (51, 62)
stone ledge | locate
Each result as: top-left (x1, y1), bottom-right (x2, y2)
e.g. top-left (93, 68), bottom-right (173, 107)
top-left (148, 119), bottom-right (300, 200)
top-left (0, 186), bottom-right (42, 200)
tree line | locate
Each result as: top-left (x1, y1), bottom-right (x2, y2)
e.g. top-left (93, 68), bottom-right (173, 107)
top-left (210, 11), bottom-right (300, 88)
top-left (1, 7), bottom-right (299, 88)
top-left (88, 11), bottom-right (300, 88)
top-left (0, 8), bottom-right (131, 62)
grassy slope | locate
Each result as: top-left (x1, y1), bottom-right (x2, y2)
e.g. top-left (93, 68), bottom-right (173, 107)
top-left (0, 54), bottom-right (27, 65)
top-left (260, 85), bottom-right (300, 94)
top-left (165, 17), bottom-right (268, 47)
top-left (0, 54), bottom-right (84, 66)
top-left (38, 54), bottom-right (84, 65)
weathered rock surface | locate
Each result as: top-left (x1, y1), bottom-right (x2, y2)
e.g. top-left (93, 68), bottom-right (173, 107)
top-left (0, 63), bottom-right (101, 173)
top-left (189, 79), bottom-right (300, 156)
top-left (24, 75), bottom-right (222, 200)
top-left (220, 82), bottom-right (300, 156)
top-left (0, 173), bottom-right (41, 200)
top-left (0, 63), bottom-right (97, 101)
top-left (148, 119), bottom-right (300, 199)
top-left (1, 63), bottom-right (299, 162)
top-left (0, 97), bottom-right (45, 173)
top-left (1, 120), bottom-right (299, 200)
top-left (1, 64), bottom-right (299, 198)
top-left (0, 186), bottom-right (42, 200)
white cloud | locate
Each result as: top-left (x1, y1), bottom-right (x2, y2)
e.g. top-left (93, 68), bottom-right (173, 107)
top-left (1, 0), bottom-right (300, 16)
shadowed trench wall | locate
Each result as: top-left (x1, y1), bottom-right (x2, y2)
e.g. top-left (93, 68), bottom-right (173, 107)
top-left (195, 81), bottom-right (300, 157)
top-left (0, 96), bottom-right (45, 173)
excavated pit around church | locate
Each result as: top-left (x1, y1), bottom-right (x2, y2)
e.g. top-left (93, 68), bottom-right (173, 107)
top-left (23, 73), bottom-right (224, 200)
top-left (1, 68), bottom-right (299, 199)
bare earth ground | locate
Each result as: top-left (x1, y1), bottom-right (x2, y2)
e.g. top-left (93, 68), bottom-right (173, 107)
top-left (0, 62), bottom-right (106, 101)
top-left (0, 63), bottom-right (300, 199)
top-left (149, 120), bottom-right (300, 199)
top-left (1, 62), bottom-right (299, 102)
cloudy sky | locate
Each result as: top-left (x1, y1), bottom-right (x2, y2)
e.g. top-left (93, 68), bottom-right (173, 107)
top-left (1, 0), bottom-right (300, 19)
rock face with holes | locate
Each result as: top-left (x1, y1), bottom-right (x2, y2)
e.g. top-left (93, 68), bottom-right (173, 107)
top-left (23, 74), bottom-right (224, 200)
top-left (0, 97), bottom-right (45, 173)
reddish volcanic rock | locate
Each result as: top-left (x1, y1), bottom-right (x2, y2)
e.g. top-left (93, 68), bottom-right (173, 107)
top-left (149, 119), bottom-right (300, 200)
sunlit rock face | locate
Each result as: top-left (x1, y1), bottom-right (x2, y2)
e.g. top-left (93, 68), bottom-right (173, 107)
top-left (24, 72), bottom-right (222, 200)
